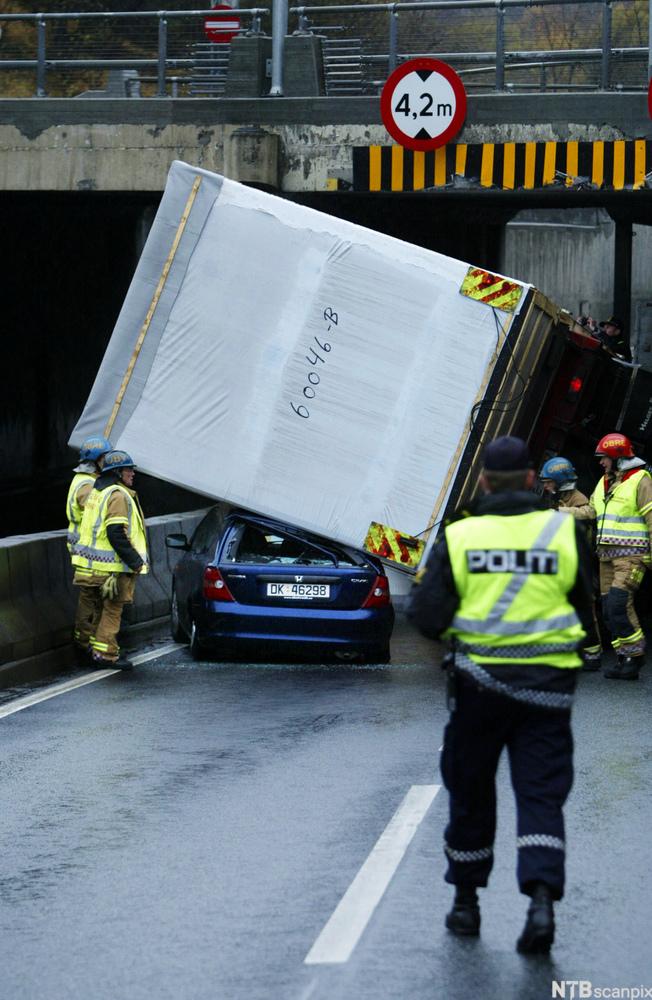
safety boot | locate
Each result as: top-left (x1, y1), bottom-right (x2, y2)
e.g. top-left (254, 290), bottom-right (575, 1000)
top-left (516, 883), bottom-right (554, 954)
top-left (612, 655), bottom-right (644, 680)
top-left (581, 652), bottom-right (602, 672)
top-left (92, 654), bottom-right (134, 671)
top-left (603, 655), bottom-right (624, 680)
top-left (605, 653), bottom-right (644, 680)
top-left (445, 886), bottom-right (480, 937)
top-left (73, 644), bottom-right (93, 667)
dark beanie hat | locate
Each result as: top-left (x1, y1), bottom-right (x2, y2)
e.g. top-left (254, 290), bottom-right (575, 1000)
top-left (482, 435), bottom-right (531, 472)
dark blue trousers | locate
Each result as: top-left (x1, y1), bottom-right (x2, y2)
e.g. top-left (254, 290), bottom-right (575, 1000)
top-left (440, 674), bottom-right (574, 900)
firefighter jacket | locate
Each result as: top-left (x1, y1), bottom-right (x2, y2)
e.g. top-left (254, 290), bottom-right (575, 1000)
top-left (65, 471), bottom-right (97, 553)
top-left (408, 491), bottom-right (594, 706)
top-left (592, 469), bottom-right (652, 554)
top-left (555, 488), bottom-right (589, 509)
top-left (73, 473), bottom-right (149, 577)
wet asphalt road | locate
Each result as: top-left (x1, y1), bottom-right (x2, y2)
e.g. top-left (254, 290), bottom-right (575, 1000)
top-left (1, 619), bottom-right (651, 1000)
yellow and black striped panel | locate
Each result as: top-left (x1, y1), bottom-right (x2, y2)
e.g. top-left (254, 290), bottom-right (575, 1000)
top-left (352, 140), bottom-right (652, 192)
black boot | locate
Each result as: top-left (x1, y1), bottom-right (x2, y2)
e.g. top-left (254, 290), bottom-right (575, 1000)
top-left (581, 652), bottom-right (601, 672)
top-left (92, 654), bottom-right (134, 671)
top-left (73, 644), bottom-right (93, 667)
top-left (605, 654), bottom-right (644, 680)
top-left (604, 655), bottom-right (624, 679)
top-left (516, 883), bottom-right (554, 954)
top-left (616, 655), bottom-right (644, 680)
top-left (445, 886), bottom-right (480, 937)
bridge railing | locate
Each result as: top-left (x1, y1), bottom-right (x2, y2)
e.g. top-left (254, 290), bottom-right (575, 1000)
top-left (0, 1), bottom-right (647, 98)
top-left (289, 0), bottom-right (650, 94)
top-left (0, 8), bottom-right (269, 98)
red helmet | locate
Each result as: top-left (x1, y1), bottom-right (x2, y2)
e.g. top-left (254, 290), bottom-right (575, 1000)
top-left (595, 433), bottom-right (635, 459)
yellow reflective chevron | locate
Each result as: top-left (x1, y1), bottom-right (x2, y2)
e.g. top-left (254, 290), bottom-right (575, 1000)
top-left (363, 521), bottom-right (425, 568)
top-left (459, 267), bottom-right (523, 312)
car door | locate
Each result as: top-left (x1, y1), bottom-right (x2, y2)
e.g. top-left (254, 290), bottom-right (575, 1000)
top-left (175, 507), bottom-right (228, 629)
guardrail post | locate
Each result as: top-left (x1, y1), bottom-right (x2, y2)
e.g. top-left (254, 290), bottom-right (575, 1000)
top-left (157, 15), bottom-right (168, 97)
top-left (601, 0), bottom-right (612, 90)
top-left (388, 5), bottom-right (398, 74)
top-left (36, 16), bottom-right (46, 98)
top-left (269, 0), bottom-right (288, 95)
top-left (495, 0), bottom-right (505, 91)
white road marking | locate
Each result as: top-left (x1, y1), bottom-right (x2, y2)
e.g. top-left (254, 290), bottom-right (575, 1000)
top-left (0, 643), bottom-right (183, 720)
top-left (304, 783), bottom-right (441, 965)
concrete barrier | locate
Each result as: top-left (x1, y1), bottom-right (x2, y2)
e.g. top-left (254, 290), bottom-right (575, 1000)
top-left (0, 509), bottom-right (209, 677)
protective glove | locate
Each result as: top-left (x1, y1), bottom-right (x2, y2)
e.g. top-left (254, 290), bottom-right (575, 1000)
top-left (101, 573), bottom-right (120, 600)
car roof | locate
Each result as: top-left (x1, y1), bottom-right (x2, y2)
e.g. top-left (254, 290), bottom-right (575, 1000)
top-left (223, 510), bottom-right (381, 567)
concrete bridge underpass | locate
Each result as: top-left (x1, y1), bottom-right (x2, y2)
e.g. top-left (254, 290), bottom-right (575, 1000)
top-left (1, 87), bottom-right (651, 538)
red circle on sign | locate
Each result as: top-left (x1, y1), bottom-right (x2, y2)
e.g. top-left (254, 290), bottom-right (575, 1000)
top-left (380, 58), bottom-right (467, 152)
top-left (204, 3), bottom-right (241, 43)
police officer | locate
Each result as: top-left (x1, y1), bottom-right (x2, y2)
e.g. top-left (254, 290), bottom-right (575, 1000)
top-left (72, 450), bottom-right (148, 670)
top-left (540, 456), bottom-right (603, 670)
top-left (559, 433), bottom-right (652, 680)
top-left (409, 436), bottom-right (593, 954)
top-left (66, 435), bottom-right (113, 663)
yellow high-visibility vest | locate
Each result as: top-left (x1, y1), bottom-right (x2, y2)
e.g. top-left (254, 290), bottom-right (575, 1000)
top-left (72, 484), bottom-right (149, 575)
top-left (592, 470), bottom-right (652, 551)
top-left (445, 509), bottom-right (584, 669)
top-left (65, 472), bottom-right (96, 554)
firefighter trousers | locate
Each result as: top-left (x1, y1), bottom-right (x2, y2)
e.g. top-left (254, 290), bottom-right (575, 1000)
top-left (440, 674), bottom-right (574, 900)
top-left (73, 572), bottom-right (136, 661)
top-left (599, 556), bottom-right (647, 656)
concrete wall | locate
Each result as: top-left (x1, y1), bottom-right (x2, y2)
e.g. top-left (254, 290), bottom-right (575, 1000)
top-left (503, 211), bottom-right (652, 362)
top-left (0, 508), bottom-right (208, 674)
top-left (0, 92), bottom-right (649, 193)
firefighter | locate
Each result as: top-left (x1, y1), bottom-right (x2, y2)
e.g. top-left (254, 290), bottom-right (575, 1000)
top-left (66, 435), bottom-right (113, 663)
top-left (66, 436), bottom-right (113, 554)
top-left (408, 436), bottom-right (593, 954)
top-left (540, 456), bottom-right (603, 670)
top-left (559, 433), bottom-right (652, 680)
top-left (72, 450), bottom-right (148, 670)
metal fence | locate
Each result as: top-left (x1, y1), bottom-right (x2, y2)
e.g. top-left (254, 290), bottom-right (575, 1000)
top-left (292, 0), bottom-right (651, 93)
top-left (0, 2), bottom-right (648, 97)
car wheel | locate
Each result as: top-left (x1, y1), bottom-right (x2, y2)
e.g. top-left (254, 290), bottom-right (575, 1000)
top-left (367, 645), bottom-right (391, 664)
top-left (189, 620), bottom-right (205, 661)
top-left (170, 587), bottom-right (188, 644)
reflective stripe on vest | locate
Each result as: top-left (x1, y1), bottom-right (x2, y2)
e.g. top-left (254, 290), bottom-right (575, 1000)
top-left (65, 473), bottom-right (96, 553)
top-left (592, 470), bottom-right (652, 551)
top-left (72, 484), bottom-right (149, 575)
top-left (445, 509), bottom-right (584, 669)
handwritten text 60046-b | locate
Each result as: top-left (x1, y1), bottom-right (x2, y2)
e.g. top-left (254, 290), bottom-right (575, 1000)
top-left (290, 308), bottom-right (339, 419)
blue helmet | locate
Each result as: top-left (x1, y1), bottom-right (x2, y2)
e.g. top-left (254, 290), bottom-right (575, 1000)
top-left (540, 456), bottom-right (577, 485)
top-left (79, 436), bottom-right (113, 463)
top-left (103, 450), bottom-right (136, 472)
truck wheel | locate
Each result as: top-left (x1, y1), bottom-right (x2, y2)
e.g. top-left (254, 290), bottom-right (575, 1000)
top-left (170, 587), bottom-right (188, 644)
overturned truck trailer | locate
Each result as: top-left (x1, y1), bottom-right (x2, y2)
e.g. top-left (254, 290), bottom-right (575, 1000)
top-left (70, 161), bottom-right (612, 594)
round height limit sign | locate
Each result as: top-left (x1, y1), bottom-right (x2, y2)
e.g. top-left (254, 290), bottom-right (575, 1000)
top-left (381, 58), bottom-right (467, 152)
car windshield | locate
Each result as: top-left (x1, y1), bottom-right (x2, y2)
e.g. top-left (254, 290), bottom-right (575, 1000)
top-left (225, 524), bottom-right (357, 567)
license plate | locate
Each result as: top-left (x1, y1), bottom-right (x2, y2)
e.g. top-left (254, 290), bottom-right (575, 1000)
top-left (266, 583), bottom-right (330, 599)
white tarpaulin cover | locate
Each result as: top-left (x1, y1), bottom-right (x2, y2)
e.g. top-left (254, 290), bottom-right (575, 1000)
top-left (71, 160), bottom-right (529, 561)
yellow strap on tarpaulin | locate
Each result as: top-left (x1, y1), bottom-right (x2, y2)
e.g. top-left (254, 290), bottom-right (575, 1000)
top-left (363, 521), bottom-right (425, 569)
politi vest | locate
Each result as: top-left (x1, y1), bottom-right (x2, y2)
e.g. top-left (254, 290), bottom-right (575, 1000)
top-left (444, 509), bottom-right (584, 669)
